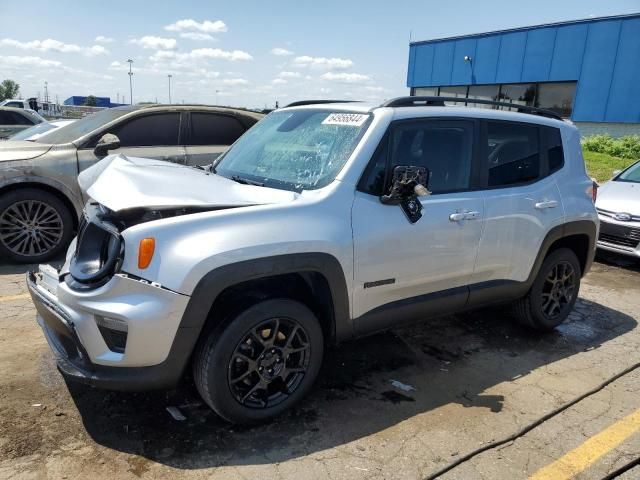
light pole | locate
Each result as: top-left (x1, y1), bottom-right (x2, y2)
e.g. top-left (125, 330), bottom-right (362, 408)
top-left (168, 74), bottom-right (172, 104)
top-left (127, 59), bottom-right (134, 105)
top-left (215, 89), bottom-right (220, 105)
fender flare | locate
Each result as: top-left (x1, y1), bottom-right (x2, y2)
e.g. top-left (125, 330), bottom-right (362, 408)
top-left (527, 219), bottom-right (597, 282)
top-left (176, 252), bottom-right (352, 354)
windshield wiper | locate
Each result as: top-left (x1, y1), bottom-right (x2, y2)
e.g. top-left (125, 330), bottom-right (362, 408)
top-left (230, 175), bottom-right (265, 187)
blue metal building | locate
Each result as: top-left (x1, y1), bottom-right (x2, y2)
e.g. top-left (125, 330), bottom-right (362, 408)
top-left (63, 96), bottom-right (125, 108)
top-left (407, 14), bottom-right (640, 135)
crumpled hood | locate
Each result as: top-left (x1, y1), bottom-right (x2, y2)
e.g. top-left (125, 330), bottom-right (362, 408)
top-left (78, 154), bottom-right (298, 212)
top-left (0, 140), bottom-right (52, 161)
top-left (596, 180), bottom-right (640, 215)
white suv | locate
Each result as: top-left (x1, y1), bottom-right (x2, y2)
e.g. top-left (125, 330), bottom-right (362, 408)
top-left (28, 97), bottom-right (598, 423)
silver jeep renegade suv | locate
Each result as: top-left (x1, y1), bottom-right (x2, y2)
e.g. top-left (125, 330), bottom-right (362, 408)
top-left (28, 97), bottom-right (598, 424)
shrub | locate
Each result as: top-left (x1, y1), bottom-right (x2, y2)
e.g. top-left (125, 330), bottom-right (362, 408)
top-left (582, 134), bottom-right (640, 160)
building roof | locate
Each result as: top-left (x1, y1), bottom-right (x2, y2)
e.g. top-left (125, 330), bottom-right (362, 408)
top-left (410, 12), bottom-right (640, 46)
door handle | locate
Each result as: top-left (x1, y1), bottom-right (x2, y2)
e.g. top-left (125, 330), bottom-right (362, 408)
top-left (449, 211), bottom-right (480, 222)
top-left (535, 200), bottom-right (558, 210)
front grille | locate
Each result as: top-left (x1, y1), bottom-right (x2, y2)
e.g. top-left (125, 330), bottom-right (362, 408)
top-left (599, 222), bottom-right (640, 249)
top-left (67, 207), bottom-right (123, 290)
top-left (597, 208), bottom-right (640, 222)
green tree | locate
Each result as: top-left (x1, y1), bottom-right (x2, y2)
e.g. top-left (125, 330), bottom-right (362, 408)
top-left (0, 79), bottom-right (20, 101)
top-left (84, 95), bottom-right (98, 107)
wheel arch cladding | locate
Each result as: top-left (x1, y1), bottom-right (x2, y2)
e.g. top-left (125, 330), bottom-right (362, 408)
top-left (180, 253), bottom-right (352, 350)
top-left (534, 220), bottom-right (597, 281)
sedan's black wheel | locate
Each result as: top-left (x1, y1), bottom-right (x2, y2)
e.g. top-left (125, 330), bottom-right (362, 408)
top-left (513, 248), bottom-right (581, 331)
top-left (0, 189), bottom-right (74, 263)
top-left (193, 298), bottom-right (323, 423)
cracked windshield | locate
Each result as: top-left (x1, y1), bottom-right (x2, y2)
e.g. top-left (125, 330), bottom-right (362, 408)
top-left (215, 110), bottom-right (371, 190)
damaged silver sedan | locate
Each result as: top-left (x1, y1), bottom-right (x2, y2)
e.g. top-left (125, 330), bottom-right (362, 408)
top-left (0, 104), bottom-right (263, 263)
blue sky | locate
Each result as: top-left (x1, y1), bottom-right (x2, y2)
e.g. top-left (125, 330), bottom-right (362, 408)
top-left (2, 0), bottom-right (638, 108)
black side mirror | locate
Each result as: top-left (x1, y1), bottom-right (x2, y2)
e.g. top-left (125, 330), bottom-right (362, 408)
top-left (380, 165), bottom-right (430, 205)
top-left (380, 166), bottom-right (430, 224)
top-left (94, 133), bottom-right (121, 158)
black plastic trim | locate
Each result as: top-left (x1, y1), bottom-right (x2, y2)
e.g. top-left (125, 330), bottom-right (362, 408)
top-left (354, 286), bottom-right (468, 337)
top-left (382, 96), bottom-right (563, 120)
top-left (180, 253), bottom-right (351, 337)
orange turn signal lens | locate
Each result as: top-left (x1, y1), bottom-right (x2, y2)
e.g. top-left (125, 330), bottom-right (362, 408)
top-left (138, 238), bottom-right (155, 269)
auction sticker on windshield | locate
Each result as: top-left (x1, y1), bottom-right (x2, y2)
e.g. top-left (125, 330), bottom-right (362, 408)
top-left (322, 113), bottom-right (369, 127)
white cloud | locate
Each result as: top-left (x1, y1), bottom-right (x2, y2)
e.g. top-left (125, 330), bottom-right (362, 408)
top-left (165, 19), bottom-right (227, 33)
top-left (272, 78), bottom-right (287, 85)
top-left (364, 85), bottom-right (386, 92)
top-left (0, 38), bottom-right (108, 56)
top-left (95, 36), bottom-right (114, 44)
top-left (270, 47), bottom-right (294, 56)
top-left (0, 55), bottom-right (62, 68)
top-left (278, 71), bottom-right (300, 78)
top-left (222, 78), bottom-right (249, 86)
top-left (293, 55), bottom-right (353, 70)
top-left (130, 36), bottom-right (177, 50)
top-left (150, 48), bottom-right (252, 63)
top-left (321, 72), bottom-right (370, 83)
top-left (180, 32), bottom-right (216, 41)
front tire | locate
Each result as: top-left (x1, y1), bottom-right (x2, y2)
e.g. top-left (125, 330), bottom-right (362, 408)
top-left (193, 298), bottom-right (324, 424)
top-left (513, 248), bottom-right (581, 331)
top-left (0, 188), bottom-right (74, 263)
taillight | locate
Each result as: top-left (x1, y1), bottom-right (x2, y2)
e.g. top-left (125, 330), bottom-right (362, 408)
top-left (587, 179), bottom-right (598, 203)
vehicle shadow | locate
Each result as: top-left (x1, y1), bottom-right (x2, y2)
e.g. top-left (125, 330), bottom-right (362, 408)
top-left (595, 250), bottom-right (640, 273)
top-left (67, 297), bottom-right (636, 469)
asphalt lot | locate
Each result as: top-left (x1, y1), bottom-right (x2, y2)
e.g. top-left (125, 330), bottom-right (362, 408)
top-left (1, 252), bottom-right (639, 479)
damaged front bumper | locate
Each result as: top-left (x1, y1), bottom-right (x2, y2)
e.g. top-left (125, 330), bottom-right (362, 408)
top-left (27, 266), bottom-right (194, 391)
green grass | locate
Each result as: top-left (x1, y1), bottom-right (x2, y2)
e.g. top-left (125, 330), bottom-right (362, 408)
top-left (582, 149), bottom-right (635, 183)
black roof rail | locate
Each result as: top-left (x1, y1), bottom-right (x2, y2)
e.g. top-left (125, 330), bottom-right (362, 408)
top-left (284, 100), bottom-right (359, 108)
top-left (380, 96), bottom-right (563, 121)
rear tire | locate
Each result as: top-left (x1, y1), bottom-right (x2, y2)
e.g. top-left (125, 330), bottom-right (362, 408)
top-left (0, 188), bottom-right (74, 263)
top-left (513, 248), bottom-right (581, 331)
top-left (193, 298), bottom-right (324, 424)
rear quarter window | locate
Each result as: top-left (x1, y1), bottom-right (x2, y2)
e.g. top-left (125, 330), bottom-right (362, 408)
top-left (544, 126), bottom-right (564, 174)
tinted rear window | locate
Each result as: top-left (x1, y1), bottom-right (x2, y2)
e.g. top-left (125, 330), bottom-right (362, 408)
top-left (487, 121), bottom-right (540, 187)
top-left (189, 113), bottom-right (246, 145)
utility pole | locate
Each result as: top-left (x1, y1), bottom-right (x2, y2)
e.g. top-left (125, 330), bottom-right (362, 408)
top-left (168, 74), bottom-right (172, 103)
top-left (215, 89), bottom-right (220, 105)
top-left (44, 81), bottom-right (49, 103)
top-left (127, 59), bottom-right (134, 105)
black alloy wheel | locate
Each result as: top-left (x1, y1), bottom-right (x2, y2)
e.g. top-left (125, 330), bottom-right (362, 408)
top-left (227, 317), bottom-right (311, 408)
top-left (193, 298), bottom-right (324, 423)
top-left (513, 248), bottom-right (582, 331)
top-left (540, 261), bottom-right (576, 320)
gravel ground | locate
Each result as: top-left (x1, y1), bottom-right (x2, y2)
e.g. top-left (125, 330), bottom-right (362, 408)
top-left (0, 251), bottom-right (639, 479)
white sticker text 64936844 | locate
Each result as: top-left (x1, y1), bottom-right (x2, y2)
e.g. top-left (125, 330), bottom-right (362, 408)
top-left (321, 113), bottom-right (369, 127)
